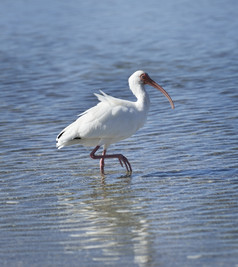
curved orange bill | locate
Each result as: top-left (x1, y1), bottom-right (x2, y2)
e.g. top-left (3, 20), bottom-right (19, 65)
top-left (145, 74), bottom-right (175, 109)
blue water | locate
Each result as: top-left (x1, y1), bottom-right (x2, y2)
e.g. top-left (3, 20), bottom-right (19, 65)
top-left (0, 0), bottom-right (238, 266)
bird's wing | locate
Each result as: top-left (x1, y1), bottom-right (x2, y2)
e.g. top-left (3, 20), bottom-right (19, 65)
top-left (57, 91), bottom-right (143, 148)
top-left (77, 91), bottom-right (121, 117)
top-left (94, 90), bottom-right (128, 106)
top-left (78, 93), bottom-right (137, 139)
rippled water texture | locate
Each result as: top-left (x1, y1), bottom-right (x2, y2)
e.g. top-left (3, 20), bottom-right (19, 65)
top-left (0, 0), bottom-right (238, 266)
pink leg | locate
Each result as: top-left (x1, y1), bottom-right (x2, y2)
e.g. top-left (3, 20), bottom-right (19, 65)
top-left (90, 146), bottom-right (105, 174)
top-left (90, 146), bottom-right (132, 175)
top-left (100, 149), bottom-right (106, 175)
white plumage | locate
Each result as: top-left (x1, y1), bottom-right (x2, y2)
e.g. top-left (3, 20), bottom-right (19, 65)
top-left (56, 70), bottom-right (174, 175)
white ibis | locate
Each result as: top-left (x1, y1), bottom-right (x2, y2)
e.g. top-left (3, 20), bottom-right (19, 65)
top-left (56, 70), bottom-right (174, 175)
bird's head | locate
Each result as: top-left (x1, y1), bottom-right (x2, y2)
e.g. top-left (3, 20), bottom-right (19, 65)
top-left (129, 70), bottom-right (174, 109)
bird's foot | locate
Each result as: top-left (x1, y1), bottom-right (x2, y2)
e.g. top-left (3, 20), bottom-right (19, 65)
top-left (117, 154), bottom-right (132, 175)
top-left (90, 146), bottom-right (132, 175)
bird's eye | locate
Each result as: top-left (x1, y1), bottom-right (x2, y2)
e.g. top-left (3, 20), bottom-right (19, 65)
top-left (140, 74), bottom-right (146, 80)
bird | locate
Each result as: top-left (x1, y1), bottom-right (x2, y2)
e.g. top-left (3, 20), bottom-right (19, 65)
top-left (56, 70), bottom-right (174, 175)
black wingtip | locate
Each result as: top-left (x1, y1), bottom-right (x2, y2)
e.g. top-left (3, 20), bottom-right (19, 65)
top-left (57, 131), bottom-right (65, 139)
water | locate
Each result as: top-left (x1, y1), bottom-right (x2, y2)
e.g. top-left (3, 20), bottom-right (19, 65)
top-left (0, 0), bottom-right (238, 266)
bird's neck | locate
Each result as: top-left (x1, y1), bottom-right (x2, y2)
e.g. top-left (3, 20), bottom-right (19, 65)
top-left (130, 83), bottom-right (150, 111)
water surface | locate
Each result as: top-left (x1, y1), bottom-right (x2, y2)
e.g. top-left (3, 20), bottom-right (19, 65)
top-left (0, 0), bottom-right (238, 266)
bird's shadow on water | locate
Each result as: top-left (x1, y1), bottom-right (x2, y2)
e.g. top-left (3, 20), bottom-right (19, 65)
top-left (141, 167), bottom-right (237, 180)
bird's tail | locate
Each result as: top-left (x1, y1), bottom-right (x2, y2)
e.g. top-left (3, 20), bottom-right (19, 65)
top-left (56, 130), bottom-right (66, 149)
top-left (56, 122), bottom-right (81, 149)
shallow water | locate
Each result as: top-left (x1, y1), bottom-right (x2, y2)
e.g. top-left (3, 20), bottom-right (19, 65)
top-left (0, 0), bottom-right (238, 266)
